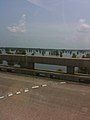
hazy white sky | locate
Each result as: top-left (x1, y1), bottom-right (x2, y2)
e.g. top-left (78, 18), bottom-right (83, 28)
top-left (0, 0), bottom-right (90, 49)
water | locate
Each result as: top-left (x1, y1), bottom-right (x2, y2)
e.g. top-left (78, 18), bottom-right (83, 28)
top-left (35, 63), bottom-right (67, 73)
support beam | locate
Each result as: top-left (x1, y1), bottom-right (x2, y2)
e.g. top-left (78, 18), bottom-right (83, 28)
top-left (7, 61), bottom-right (14, 66)
top-left (67, 66), bottom-right (75, 74)
top-left (27, 62), bottom-right (34, 69)
top-left (20, 62), bottom-right (27, 68)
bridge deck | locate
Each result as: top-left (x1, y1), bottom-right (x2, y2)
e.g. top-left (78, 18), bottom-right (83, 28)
top-left (0, 72), bottom-right (90, 120)
top-left (0, 54), bottom-right (90, 67)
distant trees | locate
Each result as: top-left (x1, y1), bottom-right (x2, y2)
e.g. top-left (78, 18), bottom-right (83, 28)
top-left (42, 50), bottom-right (45, 56)
top-left (72, 53), bottom-right (77, 58)
top-left (5, 48), bottom-right (12, 54)
top-left (77, 51), bottom-right (79, 55)
top-left (55, 50), bottom-right (59, 56)
top-left (6, 50), bottom-right (12, 54)
top-left (49, 51), bottom-right (51, 55)
top-left (15, 49), bottom-right (26, 55)
top-left (31, 53), bottom-right (34, 55)
top-left (2, 48), bottom-right (90, 59)
top-left (60, 52), bottom-right (63, 57)
top-left (69, 51), bottom-right (72, 55)
top-left (0, 50), bottom-right (2, 63)
top-left (86, 54), bottom-right (90, 58)
top-left (82, 55), bottom-right (85, 58)
top-left (46, 50), bottom-right (63, 57)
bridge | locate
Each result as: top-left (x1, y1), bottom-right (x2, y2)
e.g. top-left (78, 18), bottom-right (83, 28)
top-left (0, 54), bottom-right (90, 74)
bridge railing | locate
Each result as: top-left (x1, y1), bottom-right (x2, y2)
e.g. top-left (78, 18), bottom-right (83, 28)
top-left (0, 54), bottom-right (90, 74)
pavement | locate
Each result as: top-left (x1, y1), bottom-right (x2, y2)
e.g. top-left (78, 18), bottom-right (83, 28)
top-left (0, 72), bottom-right (90, 120)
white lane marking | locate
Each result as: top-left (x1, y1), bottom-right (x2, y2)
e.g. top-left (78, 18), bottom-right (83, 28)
top-left (24, 88), bottom-right (29, 93)
top-left (32, 86), bottom-right (39, 89)
top-left (0, 96), bottom-right (5, 99)
top-left (60, 82), bottom-right (66, 84)
top-left (8, 93), bottom-right (13, 97)
top-left (16, 91), bottom-right (21, 95)
top-left (42, 84), bottom-right (47, 87)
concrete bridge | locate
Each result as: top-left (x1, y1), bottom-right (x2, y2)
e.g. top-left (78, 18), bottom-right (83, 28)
top-left (0, 54), bottom-right (90, 74)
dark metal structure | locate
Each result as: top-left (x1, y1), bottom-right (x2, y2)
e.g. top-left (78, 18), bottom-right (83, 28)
top-left (0, 54), bottom-right (90, 83)
top-left (0, 54), bottom-right (90, 73)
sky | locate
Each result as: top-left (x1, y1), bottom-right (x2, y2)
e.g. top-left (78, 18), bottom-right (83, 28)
top-left (0, 0), bottom-right (90, 49)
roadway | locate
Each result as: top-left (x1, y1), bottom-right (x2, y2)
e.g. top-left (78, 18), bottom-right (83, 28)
top-left (0, 72), bottom-right (90, 120)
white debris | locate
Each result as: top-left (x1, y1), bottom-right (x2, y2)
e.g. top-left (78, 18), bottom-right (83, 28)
top-left (8, 93), bottom-right (13, 97)
top-left (24, 88), bottom-right (29, 93)
top-left (0, 96), bottom-right (5, 99)
top-left (42, 84), bottom-right (47, 87)
top-left (60, 82), bottom-right (66, 84)
top-left (16, 91), bottom-right (21, 95)
top-left (32, 86), bottom-right (39, 89)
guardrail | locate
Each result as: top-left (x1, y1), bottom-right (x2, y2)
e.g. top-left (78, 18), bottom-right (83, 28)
top-left (0, 54), bottom-right (90, 74)
top-left (0, 65), bottom-right (90, 84)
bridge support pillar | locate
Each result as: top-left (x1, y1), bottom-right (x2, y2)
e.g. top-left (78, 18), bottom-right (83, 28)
top-left (88, 68), bottom-right (90, 74)
top-left (26, 62), bottom-right (34, 69)
top-left (0, 60), bottom-right (3, 64)
top-left (67, 66), bottom-right (74, 74)
top-left (20, 62), bottom-right (27, 68)
top-left (19, 62), bottom-right (34, 69)
top-left (7, 61), bottom-right (14, 66)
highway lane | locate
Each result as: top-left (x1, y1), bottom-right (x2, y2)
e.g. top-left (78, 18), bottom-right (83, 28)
top-left (0, 72), bottom-right (90, 120)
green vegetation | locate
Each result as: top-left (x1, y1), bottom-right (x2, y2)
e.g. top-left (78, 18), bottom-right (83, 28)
top-left (72, 53), bottom-right (77, 58)
top-left (82, 55), bottom-right (85, 58)
top-left (5, 48), bottom-right (11, 54)
top-left (86, 54), bottom-right (90, 58)
top-left (15, 49), bottom-right (26, 55)
top-left (60, 52), bottom-right (63, 57)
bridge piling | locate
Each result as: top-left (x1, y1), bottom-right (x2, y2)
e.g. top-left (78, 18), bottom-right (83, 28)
top-left (27, 62), bottom-right (34, 69)
top-left (67, 66), bottom-right (75, 74)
